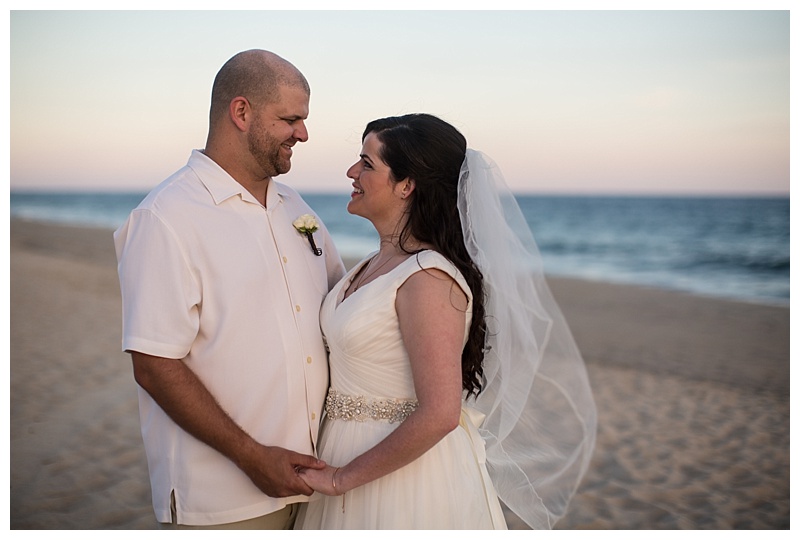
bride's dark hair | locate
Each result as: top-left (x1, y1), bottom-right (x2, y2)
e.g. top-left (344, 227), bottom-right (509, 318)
top-left (362, 113), bottom-right (486, 397)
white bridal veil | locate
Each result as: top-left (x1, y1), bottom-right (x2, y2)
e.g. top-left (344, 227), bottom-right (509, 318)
top-left (459, 149), bottom-right (597, 529)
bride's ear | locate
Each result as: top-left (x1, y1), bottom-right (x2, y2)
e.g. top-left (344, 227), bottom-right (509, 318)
top-left (399, 179), bottom-right (415, 200)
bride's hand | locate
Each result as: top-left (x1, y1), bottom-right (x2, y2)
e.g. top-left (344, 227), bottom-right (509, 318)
top-left (298, 465), bottom-right (341, 496)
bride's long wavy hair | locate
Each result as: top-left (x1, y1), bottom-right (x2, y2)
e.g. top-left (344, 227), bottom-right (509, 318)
top-left (362, 113), bottom-right (487, 397)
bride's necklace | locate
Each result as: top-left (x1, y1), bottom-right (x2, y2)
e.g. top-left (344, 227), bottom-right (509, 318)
top-left (349, 253), bottom-right (396, 295)
top-left (345, 233), bottom-right (426, 298)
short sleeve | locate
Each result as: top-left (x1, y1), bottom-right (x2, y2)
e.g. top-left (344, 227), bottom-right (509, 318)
top-left (114, 209), bottom-right (201, 359)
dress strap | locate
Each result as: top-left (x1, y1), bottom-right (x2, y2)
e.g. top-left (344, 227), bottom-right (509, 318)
top-left (393, 250), bottom-right (473, 306)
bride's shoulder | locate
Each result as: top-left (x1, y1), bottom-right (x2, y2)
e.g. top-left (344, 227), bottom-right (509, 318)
top-left (414, 249), bottom-right (455, 270)
top-left (408, 250), bottom-right (470, 288)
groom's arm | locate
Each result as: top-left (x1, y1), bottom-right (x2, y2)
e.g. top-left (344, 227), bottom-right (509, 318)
top-left (130, 351), bottom-right (324, 497)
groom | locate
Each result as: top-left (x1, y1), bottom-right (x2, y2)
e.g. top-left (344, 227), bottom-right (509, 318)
top-left (114, 50), bottom-right (345, 529)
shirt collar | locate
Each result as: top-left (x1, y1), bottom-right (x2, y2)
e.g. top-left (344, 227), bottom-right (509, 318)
top-left (187, 149), bottom-right (294, 209)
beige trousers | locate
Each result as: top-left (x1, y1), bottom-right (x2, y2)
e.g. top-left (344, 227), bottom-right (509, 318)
top-left (158, 495), bottom-right (299, 530)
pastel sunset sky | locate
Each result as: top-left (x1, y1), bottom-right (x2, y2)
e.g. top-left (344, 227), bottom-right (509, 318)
top-left (8, 3), bottom-right (792, 195)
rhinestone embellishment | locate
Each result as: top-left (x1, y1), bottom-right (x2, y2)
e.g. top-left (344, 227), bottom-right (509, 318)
top-left (325, 389), bottom-right (419, 423)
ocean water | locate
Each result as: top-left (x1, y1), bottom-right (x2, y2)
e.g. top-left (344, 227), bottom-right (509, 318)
top-left (10, 191), bottom-right (789, 306)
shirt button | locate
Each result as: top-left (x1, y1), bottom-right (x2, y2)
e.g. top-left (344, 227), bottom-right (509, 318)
top-left (283, 256), bottom-right (288, 263)
top-left (306, 356), bottom-right (312, 364)
top-left (295, 305), bottom-right (301, 312)
top-left (311, 413), bottom-right (317, 420)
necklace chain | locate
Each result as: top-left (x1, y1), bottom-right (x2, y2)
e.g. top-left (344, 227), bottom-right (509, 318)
top-left (349, 254), bottom-right (396, 295)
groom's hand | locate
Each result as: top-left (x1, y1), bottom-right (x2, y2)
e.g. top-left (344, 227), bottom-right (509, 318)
top-left (238, 444), bottom-right (326, 497)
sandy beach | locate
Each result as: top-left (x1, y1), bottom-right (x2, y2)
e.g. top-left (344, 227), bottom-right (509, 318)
top-left (9, 218), bottom-right (790, 530)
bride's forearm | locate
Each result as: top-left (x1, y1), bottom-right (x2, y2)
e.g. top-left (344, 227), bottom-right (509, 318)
top-left (334, 403), bottom-right (460, 493)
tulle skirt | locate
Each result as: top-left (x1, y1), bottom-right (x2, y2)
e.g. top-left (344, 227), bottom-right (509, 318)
top-left (296, 412), bottom-right (507, 530)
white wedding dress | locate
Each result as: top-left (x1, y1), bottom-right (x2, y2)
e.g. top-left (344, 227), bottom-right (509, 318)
top-left (296, 250), bottom-right (507, 530)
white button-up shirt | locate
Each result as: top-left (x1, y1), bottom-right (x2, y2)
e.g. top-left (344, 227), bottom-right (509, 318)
top-left (114, 150), bottom-right (345, 525)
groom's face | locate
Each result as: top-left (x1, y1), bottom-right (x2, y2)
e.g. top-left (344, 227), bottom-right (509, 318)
top-left (247, 84), bottom-right (310, 178)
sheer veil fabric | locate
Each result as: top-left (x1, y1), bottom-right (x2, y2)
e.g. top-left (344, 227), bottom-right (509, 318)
top-left (459, 149), bottom-right (597, 529)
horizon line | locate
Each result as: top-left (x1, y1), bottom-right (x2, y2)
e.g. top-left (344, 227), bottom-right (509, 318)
top-left (8, 186), bottom-right (790, 199)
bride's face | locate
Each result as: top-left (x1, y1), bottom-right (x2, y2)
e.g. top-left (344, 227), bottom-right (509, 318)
top-left (346, 133), bottom-right (408, 228)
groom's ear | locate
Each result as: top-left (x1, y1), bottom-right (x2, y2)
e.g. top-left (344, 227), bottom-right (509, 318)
top-left (229, 96), bottom-right (250, 132)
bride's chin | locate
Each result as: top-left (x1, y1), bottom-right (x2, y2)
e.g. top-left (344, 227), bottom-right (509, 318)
top-left (347, 205), bottom-right (368, 221)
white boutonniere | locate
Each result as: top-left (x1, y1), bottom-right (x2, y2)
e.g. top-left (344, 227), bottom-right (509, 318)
top-left (293, 214), bottom-right (322, 256)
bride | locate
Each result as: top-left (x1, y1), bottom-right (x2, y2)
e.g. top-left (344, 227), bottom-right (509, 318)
top-left (295, 114), bottom-right (596, 530)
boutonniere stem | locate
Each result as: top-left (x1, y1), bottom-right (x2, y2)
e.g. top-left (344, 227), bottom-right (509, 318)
top-left (293, 214), bottom-right (323, 256)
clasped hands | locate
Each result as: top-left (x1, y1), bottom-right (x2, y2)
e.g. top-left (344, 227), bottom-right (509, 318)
top-left (296, 463), bottom-right (342, 496)
top-left (246, 445), bottom-right (341, 498)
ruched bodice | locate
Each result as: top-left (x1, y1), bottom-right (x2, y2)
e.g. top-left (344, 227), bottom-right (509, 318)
top-left (322, 250), bottom-right (472, 400)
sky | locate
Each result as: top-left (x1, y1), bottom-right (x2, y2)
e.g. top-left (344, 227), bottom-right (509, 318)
top-left (7, 3), bottom-right (793, 195)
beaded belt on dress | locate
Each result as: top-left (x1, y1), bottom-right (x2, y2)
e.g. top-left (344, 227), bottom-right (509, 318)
top-left (325, 388), bottom-right (419, 423)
